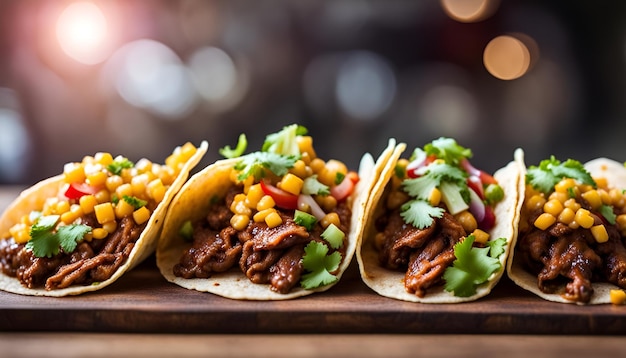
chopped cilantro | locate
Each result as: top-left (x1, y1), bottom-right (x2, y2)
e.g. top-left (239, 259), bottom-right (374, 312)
top-left (600, 204), bottom-right (617, 225)
top-left (234, 152), bottom-right (298, 181)
top-left (526, 156), bottom-right (596, 194)
top-left (106, 156), bottom-right (134, 175)
top-left (320, 224), bottom-right (344, 249)
top-left (400, 200), bottom-right (445, 229)
top-left (294, 210), bottom-right (317, 231)
top-left (334, 172), bottom-right (345, 185)
top-left (302, 175), bottom-right (330, 196)
top-left (443, 236), bottom-right (505, 297)
top-left (262, 124), bottom-right (307, 156)
top-left (424, 137), bottom-right (472, 165)
top-left (25, 215), bottom-right (91, 258)
top-left (219, 134), bottom-right (248, 159)
top-left (300, 241), bottom-right (341, 289)
top-left (122, 195), bottom-right (147, 209)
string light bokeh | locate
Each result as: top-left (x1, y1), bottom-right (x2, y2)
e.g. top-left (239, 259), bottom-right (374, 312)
top-left (0, 0), bottom-right (624, 184)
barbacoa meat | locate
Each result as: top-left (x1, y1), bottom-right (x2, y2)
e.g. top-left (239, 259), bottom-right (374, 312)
top-left (0, 215), bottom-right (144, 290)
top-left (377, 210), bottom-right (466, 297)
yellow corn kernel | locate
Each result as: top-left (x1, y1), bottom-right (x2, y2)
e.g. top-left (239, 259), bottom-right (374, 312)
top-left (429, 188), bottom-right (442, 206)
top-left (10, 223), bottom-right (29, 244)
top-left (102, 220), bottom-right (117, 234)
top-left (246, 184), bottom-right (264, 208)
top-left (242, 175), bottom-right (255, 193)
top-left (278, 173), bottom-right (304, 196)
top-left (63, 162), bottom-right (86, 184)
top-left (563, 198), bottom-right (581, 212)
top-left (309, 158), bottom-right (326, 174)
top-left (92, 228), bottom-right (109, 240)
top-left (157, 166), bottom-right (176, 186)
top-left (525, 194), bottom-right (546, 211)
top-left (94, 189), bottom-right (111, 204)
top-left (86, 171), bottom-right (107, 187)
top-left (120, 167), bottom-right (137, 184)
top-left (297, 135), bottom-right (316, 160)
top-left (253, 208), bottom-right (276, 223)
top-left (318, 160), bottom-right (348, 187)
top-left (147, 179), bottom-right (166, 203)
top-left (115, 199), bottom-right (135, 219)
top-left (554, 178), bottom-right (577, 193)
top-left (131, 173), bottom-right (150, 198)
top-left (319, 195), bottom-right (337, 212)
top-left (289, 160), bottom-right (309, 179)
top-left (105, 175), bottom-right (124, 193)
top-left (616, 214), bottom-right (626, 231)
top-left (386, 190), bottom-right (409, 210)
top-left (94, 202), bottom-right (115, 224)
top-left (574, 208), bottom-right (594, 229)
top-left (94, 152), bottom-right (113, 166)
top-left (179, 142), bottom-right (197, 161)
top-left (320, 212), bottom-right (340, 228)
top-left (591, 224), bottom-right (609, 243)
top-left (471, 229), bottom-right (490, 244)
top-left (456, 211), bottom-right (478, 234)
top-left (594, 177), bottom-right (608, 189)
top-left (135, 158), bottom-right (153, 173)
top-left (265, 211), bottom-right (283, 228)
top-left (548, 191), bottom-right (568, 204)
top-left (609, 189), bottom-right (625, 207)
top-left (230, 214), bottom-right (250, 231)
top-left (610, 289), bottom-right (626, 305)
top-left (230, 199), bottom-right (252, 216)
top-left (598, 189), bottom-right (612, 205)
top-left (115, 183), bottom-right (133, 200)
top-left (133, 206), bottom-right (151, 225)
top-left (568, 220), bottom-right (580, 230)
top-left (54, 200), bottom-right (71, 215)
top-left (581, 190), bottom-right (602, 210)
top-left (61, 205), bottom-right (83, 224)
top-left (534, 213), bottom-right (556, 230)
top-left (79, 195), bottom-right (98, 214)
top-left (557, 207), bottom-right (576, 225)
top-left (543, 199), bottom-right (564, 217)
top-left (256, 195), bottom-right (276, 212)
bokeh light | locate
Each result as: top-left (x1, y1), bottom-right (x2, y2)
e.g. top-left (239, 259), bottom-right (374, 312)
top-left (483, 35), bottom-right (532, 80)
top-left (0, 88), bottom-right (30, 183)
top-left (440, 0), bottom-right (500, 23)
top-left (55, 2), bottom-right (110, 65)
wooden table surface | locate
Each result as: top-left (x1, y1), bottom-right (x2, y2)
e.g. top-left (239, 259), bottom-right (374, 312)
top-left (2, 185), bottom-right (626, 357)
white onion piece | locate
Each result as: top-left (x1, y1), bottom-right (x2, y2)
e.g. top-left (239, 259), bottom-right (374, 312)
top-left (468, 187), bottom-right (485, 223)
top-left (297, 194), bottom-right (326, 220)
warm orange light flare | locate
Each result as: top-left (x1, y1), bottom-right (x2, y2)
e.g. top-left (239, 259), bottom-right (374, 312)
top-left (483, 35), bottom-right (531, 80)
top-left (56, 2), bottom-right (109, 65)
top-left (440, 0), bottom-right (500, 23)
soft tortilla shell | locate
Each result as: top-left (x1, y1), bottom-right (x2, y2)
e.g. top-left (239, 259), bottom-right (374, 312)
top-left (0, 141), bottom-right (208, 296)
top-left (357, 146), bottom-right (524, 303)
top-left (157, 139), bottom-right (398, 300)
top-left (507, 155), bottom-right (626, 304)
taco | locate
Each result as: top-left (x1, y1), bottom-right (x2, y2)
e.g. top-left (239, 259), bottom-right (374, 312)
top-left (357, 138), bottom-right (523, 303)
top-left (507, 152), bottom-right (626, 304)
top-left (0, 141), bottom-right (207, 296)
top-left (157, 124), bottom-right (393, 300)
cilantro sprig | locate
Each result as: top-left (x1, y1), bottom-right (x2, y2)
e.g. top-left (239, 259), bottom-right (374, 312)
top-left (424, 137), bottom-right (473, 165)
top-left (526, 156), bottom-right (596, 194)
top-left (106, 157), bottom-right (134, 175)
top-left (300, 241), bottom-right (341, 289)
top-left (443, 236), bottom-right (506, 297)
top-left (25, 215), bottom-right (92, 258)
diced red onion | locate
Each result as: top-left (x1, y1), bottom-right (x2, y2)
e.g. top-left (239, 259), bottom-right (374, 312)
top-left (297, 194), bottom-right (326, 220)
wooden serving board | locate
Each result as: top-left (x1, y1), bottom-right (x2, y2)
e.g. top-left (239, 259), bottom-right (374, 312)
top-left (1, 186), bottom-right (626, 335)
top-left (1, 256), bottom-right (625, 335)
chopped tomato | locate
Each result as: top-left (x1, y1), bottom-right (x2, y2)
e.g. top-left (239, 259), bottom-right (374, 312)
top-left (467, 176), bottom-right (484, 199)
top-left (64, 182), bottom-right (100, 200)
top-left (260, 180), bottom-right (298, 209)
top-left (330, 176), bottom-right (355, 202)
top-left (479, 171), bottom-right (498, 185)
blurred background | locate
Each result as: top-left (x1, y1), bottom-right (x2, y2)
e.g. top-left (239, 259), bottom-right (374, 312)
top-left (0, 0), bottom-right (625, 185)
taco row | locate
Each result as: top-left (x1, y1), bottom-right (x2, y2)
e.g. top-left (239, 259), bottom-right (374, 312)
top-left (2, 124), bottom-right (626, 305)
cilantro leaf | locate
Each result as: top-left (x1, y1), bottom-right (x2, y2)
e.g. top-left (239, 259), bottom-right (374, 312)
top-left (58, 224), bottom-right (92, 253)
top-left (443, 235), bottom-right (503, 297)
top-left (402, 162), bottom-right (467, 200)
top-left (600, 204), bottom-right (617, 225)
top-left (262, 124), bottom-right (307, 156)
top-left (302, 175), bottom-right (330, 196)
top-left (122, 195), bottom-right (147, 209)
top-left (301, 241), bottom-right (341, 289)
top-left (400, 200), bottom-right (445, 229)
top-left (25, 215), bottom-right (91, 258)
top-left (424, 137), bottom-right (472, 165)
top-left (526, 156), bottom-right (595, 194)
top-left (234, 152), bottom-right (298, 181)
top-left (219, 134), bottom-right (248, 159)
top-left (107, 156), bottom-right (134, 175)
top-left (320, 224), bottom-right (344, 249)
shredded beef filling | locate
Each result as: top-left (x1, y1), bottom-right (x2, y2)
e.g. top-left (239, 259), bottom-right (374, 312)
top-left (173, 188), bottom-right (351, 294)
top-left (376, 209), bottom-right (466, 297)
top-left (0, 215), bottom-right (145, 290)
top-left (517, 207), bottom-right (626, 303)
